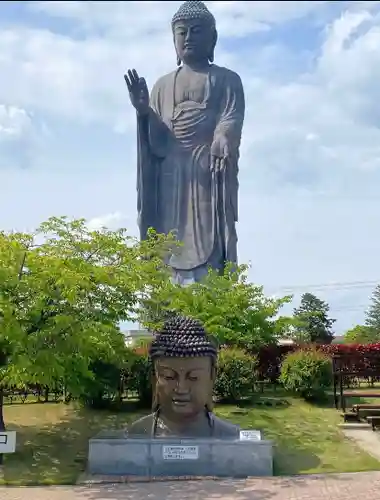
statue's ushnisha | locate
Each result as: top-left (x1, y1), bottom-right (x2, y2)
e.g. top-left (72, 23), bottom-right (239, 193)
top-left (128, 316), bottom-right (239, 438)
top-left (124, 0), bottom-right (245, 285)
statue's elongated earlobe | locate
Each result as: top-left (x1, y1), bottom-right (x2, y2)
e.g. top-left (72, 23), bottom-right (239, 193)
top-left (151, 373), bottom-right (159, 411)
top-left (209, 28), bottom-right (217, 63)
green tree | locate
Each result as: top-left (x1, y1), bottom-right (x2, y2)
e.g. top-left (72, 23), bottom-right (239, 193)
top-left (293, 293), bottom-right (335, 344)
top-left (366, 285), bottom-right (380, 332)
top-left (0, 216), bottom-right (173, 433)
top-left (344, 324), bottom-right (378, 344)
top-left (141, 264), bottom-right (293, 351)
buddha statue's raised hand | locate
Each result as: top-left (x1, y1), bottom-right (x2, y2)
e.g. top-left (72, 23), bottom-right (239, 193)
top-left (124, 69), bottom-right (150, 116)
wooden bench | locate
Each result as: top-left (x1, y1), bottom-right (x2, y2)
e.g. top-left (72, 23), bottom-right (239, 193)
top-left (358, 408), bottom-right (380, 417)
top-left (340, 392), bottom-right (380, 413)
top-left (342, 404), bottom-right (380, 425)
top-left (366, 416), bottom-right (380, 431)
top-left (345, 392), bottom-right (380, 398)
top-left (353, 404), bottom-right (380, 411)
top-left (342, 412), bottom-right (360, 423)
top-left (332, 354), bottom-right (380, 411)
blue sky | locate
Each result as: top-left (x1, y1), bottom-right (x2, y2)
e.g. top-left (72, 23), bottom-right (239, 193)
top-left (1, 0), bottom-right (380, 334)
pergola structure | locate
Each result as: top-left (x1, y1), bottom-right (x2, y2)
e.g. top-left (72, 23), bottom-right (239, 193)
top-left (333, 352), bottom-right (380, 429)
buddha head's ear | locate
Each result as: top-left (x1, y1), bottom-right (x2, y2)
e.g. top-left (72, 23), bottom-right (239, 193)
top-left (208, 28), bottom-right (218, 63)
top-left (150, 360), bottom-right (158, 411)
top-left (208, 334), bottom-right (219, 379)
top-left (206, 363), bottom-right (215, 412)
top-left (205, 392), bottom-right (214, 412)
top-left (151, 374), bottom-right (160, 411)
top-left (211, 361), bottom-right (217, 383)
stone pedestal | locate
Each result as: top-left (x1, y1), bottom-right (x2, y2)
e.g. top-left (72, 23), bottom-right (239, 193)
top-left (87, 431), bottom-right (274, 478)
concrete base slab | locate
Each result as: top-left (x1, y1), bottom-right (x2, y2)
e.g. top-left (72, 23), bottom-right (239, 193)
top-left (77, 472), bottom-right (227, 485)
top-left (87, 430), bottom-right (274, 478)
top-left (339, 422), bottom-right (371, 430)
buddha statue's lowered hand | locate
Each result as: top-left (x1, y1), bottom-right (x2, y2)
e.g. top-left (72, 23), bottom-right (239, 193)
top-left (124, 69), bottom-right (150, 116)
top-left (211, 134), bottom-right (230, 173)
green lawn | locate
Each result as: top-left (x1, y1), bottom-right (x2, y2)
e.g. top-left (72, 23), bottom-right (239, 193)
top-left (0, 393), bottom-right (379, 485)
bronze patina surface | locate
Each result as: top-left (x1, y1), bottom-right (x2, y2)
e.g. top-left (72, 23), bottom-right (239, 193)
top-left (128, 316), bottom-right (239, 438)
top-left (124, 0), bottom-right (245, 284)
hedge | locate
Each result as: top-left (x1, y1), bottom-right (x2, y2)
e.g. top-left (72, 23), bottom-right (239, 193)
top-left (254, 344), bottom-right (296, 382)
top-left (254, 343), bottom-right (380, 382)
top-left (118, 343), bottom-right (380, 408)
top-left (5, 342), bottom-right (380, 408)
top-left (306, 343), bottom-right (380, 376)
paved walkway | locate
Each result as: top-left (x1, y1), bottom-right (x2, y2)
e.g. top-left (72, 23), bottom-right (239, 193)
top-left (343, 428), bottom-right (380, 461)
top-left (1, 472), bottom-right (380, 500)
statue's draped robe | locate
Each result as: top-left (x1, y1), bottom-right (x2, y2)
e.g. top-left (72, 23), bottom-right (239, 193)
top-left (128, 411), bottom-right (240, 438)
top-left (137, 64), bottom-right (245, 282)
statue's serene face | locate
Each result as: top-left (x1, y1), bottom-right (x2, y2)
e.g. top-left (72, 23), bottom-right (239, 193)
top-left (173, 18), bottom-right (215, 64)
top-left (155, 356), bottom-right (214, 420)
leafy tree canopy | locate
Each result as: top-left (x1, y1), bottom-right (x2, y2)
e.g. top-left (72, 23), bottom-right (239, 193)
top-left (366, 284), bottom-right (380, 332)
top-left (0, 216), bottom-right (173, 408)
top-left (293, 292), bottom-right (335, 344)
top-left (141, 263), bottom-right (293, 351)
top-left (343, 324), bottom-right (379, 344)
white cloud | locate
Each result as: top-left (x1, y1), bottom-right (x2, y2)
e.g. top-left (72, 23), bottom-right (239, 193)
top-left (0, 2), bottom-right (340, 128)
top-left (87, 212), bottom-right (125, 231)
top-left (0, 105), bottom-right (31, 137)
top-left (0, 105), bottom-right (42, 169)
top-left (1, 1), bottom-right (380, 332)
top-left (29, 1), bottom-right (329, 35)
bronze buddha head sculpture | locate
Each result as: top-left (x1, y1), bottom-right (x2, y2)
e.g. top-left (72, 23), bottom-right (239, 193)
top-left (150, 315), bottom-right (216, 421)
top-left (171, 0), bottom-right (218, 66)
top-left (128, 315), bottom-right (239, 438)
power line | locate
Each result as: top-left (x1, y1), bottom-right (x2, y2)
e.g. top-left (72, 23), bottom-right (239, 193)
top-left (263, 280), bottom-right (380, 321)
top-left (270, 279), bottom-right (380, 293)
top-left (280, 303), bottom-right (369, 313)
top-left (333, 305), bottom-right (369, 312)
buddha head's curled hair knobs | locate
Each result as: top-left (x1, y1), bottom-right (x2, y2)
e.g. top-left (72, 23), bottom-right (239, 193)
top-left (171, 1), bottom-right (215, 30)
top-left (171, 1), bottom-right (217, 65)
top-left (149, 315), bottom-right (217, 361)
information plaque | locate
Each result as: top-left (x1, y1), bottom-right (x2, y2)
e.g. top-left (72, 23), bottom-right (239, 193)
top-left (239, 430), bottom-right (261, 441)
top-left (0, 431), bottom-right (16, 453)
top-left (162, 445), bottom-right (199, 460)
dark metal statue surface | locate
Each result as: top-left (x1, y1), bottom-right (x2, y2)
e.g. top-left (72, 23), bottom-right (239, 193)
top-left (125, 0), bottom-right (245, 284)
top-left (127, 315), bottom-right (239, 438)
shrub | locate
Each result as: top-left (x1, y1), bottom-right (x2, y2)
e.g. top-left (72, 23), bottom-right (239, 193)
top-left (214, 348), bottom-right (258, 403)
top-left (126, 351), bottom-right (152, 408)
top-left (279, 349), bottom-right (332, 401)
top-left (253, 342), bottom-right (380, 384)
top-left (80, 359), bottom-right (122, 409)
top-left (255, 344), bottom-right (296, 382)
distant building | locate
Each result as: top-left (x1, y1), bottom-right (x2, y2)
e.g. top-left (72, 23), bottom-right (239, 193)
top-left (123, 329), bottom-right (153, 346)
top-left (332, 335), bottom-right (344, 344)
top-left (278, 338), bottom-right (294, 346)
